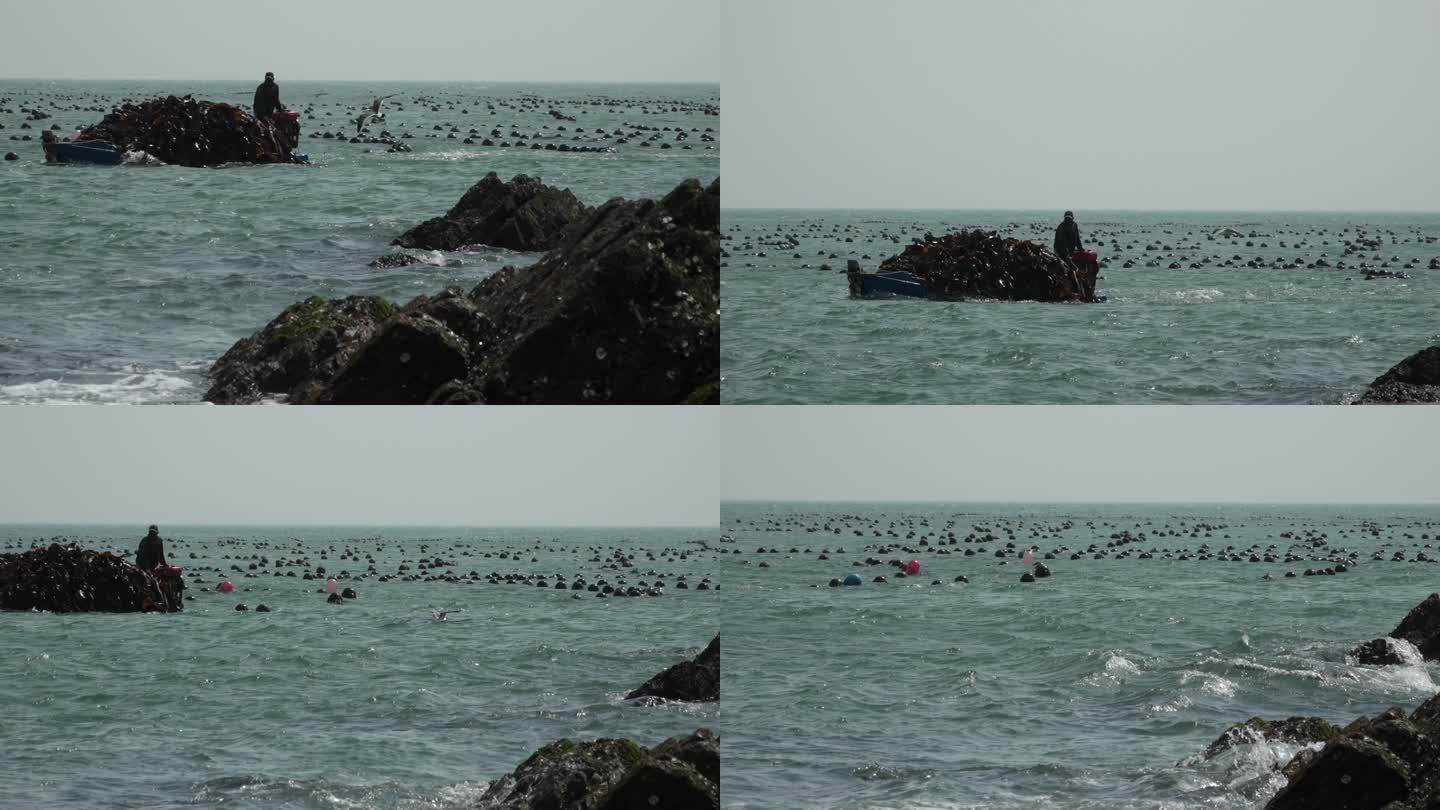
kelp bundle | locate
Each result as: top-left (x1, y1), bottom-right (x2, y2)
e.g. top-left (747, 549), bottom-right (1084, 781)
top-left (79, 95), bottom-right (299, 167)
top-left (0, 543), bottom-right (177, 612)
top-left (878, 230), bottom-right (1097, 302)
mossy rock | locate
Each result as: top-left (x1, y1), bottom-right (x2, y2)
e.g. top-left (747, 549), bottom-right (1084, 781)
top-left (683, 381), bottom-right (719, 405)
top-left (1203, 716), bottom-right (1338, 760)
top-left (205, 294), bottom-right (397, 403)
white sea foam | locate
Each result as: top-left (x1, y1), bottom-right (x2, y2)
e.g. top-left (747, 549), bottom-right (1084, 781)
top-left (121, 149), bottom-right (165, 166)
top-left (1180, 669), bottom-right (1237, 699)
top-left (1173, 288), bottom-right (1224, 302)
top-left (0, 366), bottom-right (199, 404)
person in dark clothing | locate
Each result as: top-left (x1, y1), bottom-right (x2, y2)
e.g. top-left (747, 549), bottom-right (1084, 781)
top-left (253, 72), bottom-right (284, 120)
top-left (136, 525), bottom-right (167, 571)
top-left (1054, 210), bottom-right (1084, 257)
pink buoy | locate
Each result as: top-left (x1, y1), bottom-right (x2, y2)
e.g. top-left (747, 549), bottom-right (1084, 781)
top-left (905, 559), bottom-right (921, 576)
top-left (1022, 549), bottom-right (1036, 566)
top-left (217, 580), bottom-right (234, 593)
top-left (324, 577), bottom-right (338, 594)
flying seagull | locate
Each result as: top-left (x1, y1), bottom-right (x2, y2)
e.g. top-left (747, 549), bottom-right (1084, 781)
top-left (355, 94), bottom-right (397, 134)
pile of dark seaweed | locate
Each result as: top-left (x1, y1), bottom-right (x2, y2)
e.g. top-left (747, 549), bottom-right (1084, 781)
top-left (873, 230), bottom-right (1098, 302)
top-left (78, 95), bottom-right (300, 167)
top-left (0, 543), bottom-right (178, 612)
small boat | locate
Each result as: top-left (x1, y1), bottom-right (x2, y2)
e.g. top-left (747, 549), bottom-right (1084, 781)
top-left (850, 270), bottom-right (927, 298)
top-left (43, 139), bottom-right (123, 165)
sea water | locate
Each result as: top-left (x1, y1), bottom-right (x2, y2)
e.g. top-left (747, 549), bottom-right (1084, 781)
top-left (0, 525), bottom-right (720, 809)
top-left (0, 80), bottom-right (720, 403)
top-left (720, 502), bottom-right (1440, 809)
top-left (721, 209), bottom-right (1439, 403)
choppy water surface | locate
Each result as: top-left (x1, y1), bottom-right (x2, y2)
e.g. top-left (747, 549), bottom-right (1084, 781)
top-left (0, 80), bottom-right (719, 402)
top-left (0, 525), bottom-right (719, 809)
top-left (721, 210), bottom-right (1440, 403)
top-left (720, 502), bottom-right (1440, 809)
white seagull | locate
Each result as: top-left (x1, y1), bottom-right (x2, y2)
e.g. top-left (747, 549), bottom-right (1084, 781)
top-left (355, 94), bottom-right (397, 134)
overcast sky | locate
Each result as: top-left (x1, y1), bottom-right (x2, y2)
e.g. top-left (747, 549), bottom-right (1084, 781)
top-left (0, 0), bottom-right (717, 82)
top-left (723, 407), bottom-right (1440, 504)
top-left (1, 408), bottom-right (717, 527)
top-left (722, 0), bottom-right (1440, 211)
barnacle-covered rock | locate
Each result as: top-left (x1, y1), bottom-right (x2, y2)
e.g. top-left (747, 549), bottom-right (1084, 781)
top-left (208, 177), bottom-right (719, 404)
top-left (392, 172), bottom-right (590, 252)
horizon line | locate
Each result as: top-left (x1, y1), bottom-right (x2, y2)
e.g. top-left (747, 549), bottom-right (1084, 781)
top-left (1, 522), bottom-right (719, 530)
top-left (721, 206), bottom-right (1440, 215)
top-left (719, 499), bottom-right (1439, 507)
top-left (0, 77), bottom-right (719, 86)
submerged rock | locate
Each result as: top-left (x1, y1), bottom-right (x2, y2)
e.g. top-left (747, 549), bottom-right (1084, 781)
top-left (207, 177), bottom-right (720, 404)
top-left (626, 636), bottom-right (720, 703)
top-left (1357, 346), bottom-right (1440, 404)
top-left (392, 172), bottom-right (589, 252)
top-left (475, 729), bottom-right (718, 810)
top-left (0, 543), bottom-right (180, 613)
top-left (368, 253), bottom-right (422, 270)
top-left (1349, 636), bottom-right (1410, 666)
top-left (857, 230), bottom-right (1099, 302)
top-left (75, 95), bottom-right (302, 167)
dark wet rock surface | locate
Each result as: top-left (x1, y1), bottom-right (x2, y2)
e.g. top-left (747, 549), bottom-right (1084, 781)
top-left (1264, 698), bottom-right (1440, 810)
top-left (474, 728), bottom-right (718, 810)
top-left (392, 172), bottom-right (590, 252)
top-left (1387, 592), bottom-right (1440, 659)
top-left (75, 95), bottom-right (302, 166)
top-left (1349, 636), bottom-right (1410, 666)
top-left (206, 177), bottom-right (719, 404)
top-left (626, 635), bottom-right (719, 703)
top-left (0, 543), bottom-right (179, 612)
top-left (368, 253), bottom-right (422, 269)
top-left (1357, 346), bottom-right (1440, 404)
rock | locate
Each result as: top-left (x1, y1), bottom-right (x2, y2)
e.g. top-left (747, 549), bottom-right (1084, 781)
top-left (392, 172), bottom-right (589, 252)
top-left (1201, 716), bottom-right (1338, 760)
top-left (462, 176), bottom-right (719, 404)
top-left (75, 95), bottom-right (302, 167)
top-left (1349, 637), bottom-right (1408, 666)
top-left (475, 729), bottom-right (718, 810)
top-left (211, 178), bottom-right (718, 404)
top-left (859, 230), bottom-right (1098, 302)
top-left (1357, 347), bottom-right (1440, 404)
top-left (625, 635), bottom-right (719, 703)
top-left (321, 314), bottom-right (470, 404)
top-left (3, 152), bottom-right (16, 161)
top-left (368, 253), bottom-right (422, 269)
top-left (1253, 693), bottom-right (1440, 810)
top-left (1387, 592), bottom-right (1440, 660)
top-left (0, 544), bottom-right (179, 613)
top-left (204, 295), bottom-right (397, 403)
top-left (1266, 735), bottom-right (1411, 810)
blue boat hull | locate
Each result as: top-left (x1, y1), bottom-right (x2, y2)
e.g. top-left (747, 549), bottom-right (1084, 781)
top-left (851, 270), bottom-right (927, 298)
top-left (45, 140), bottom-right (123, 165)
